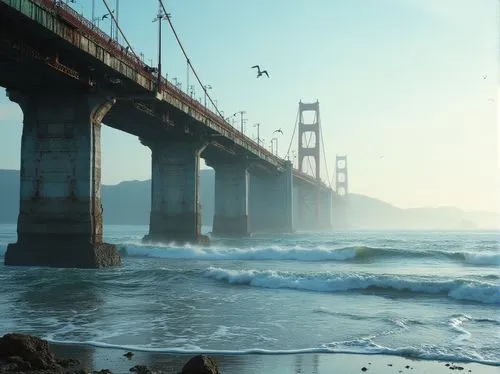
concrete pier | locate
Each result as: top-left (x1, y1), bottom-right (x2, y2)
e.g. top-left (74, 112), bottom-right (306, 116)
top-left (5, 90), bottom-right (121, 268)
top-left (249, 161), bottom-right (294, 233)
top-left (294, 184), bottom-right (333, 231)
top-left (211, 161), bottom-right (250, 236)
top-left (143, 139), bottom-right (207, 244)
top-left (319, 188), bottom-right (333, 230)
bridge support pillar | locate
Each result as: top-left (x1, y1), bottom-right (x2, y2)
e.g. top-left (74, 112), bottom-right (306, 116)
top-left (249, 161), bottom-right (293, 232)
top-left (294, 184), bottom-right (333, 231)
top-left (210, 161), bottom-right (249, 236)
top-left (143, 139), bottom-right (208, 244)
top-left (319, 188), bottom-right (333, 230)
top-left (5, 90), bottom-right (121, 268)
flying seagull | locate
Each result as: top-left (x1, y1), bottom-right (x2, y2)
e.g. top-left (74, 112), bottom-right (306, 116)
top-left (273, 129), bottom-right (283, 135)
top-left (252, 65), bottom-right (269, 78)
top-left (102, 11), bottom-right (113, 20)
top-left (482, 74), bottom-right (487, 80)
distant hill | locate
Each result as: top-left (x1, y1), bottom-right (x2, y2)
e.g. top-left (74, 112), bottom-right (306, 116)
top-left (345, 194), bottom-right (498, 230)
top-left (0, 169), bottom-right (498, 229)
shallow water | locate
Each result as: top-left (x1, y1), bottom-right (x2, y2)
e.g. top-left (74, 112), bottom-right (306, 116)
top-left (0, 225), bottom-right (498, 365)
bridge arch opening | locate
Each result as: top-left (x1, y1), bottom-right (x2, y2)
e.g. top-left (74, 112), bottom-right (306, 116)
top-left (301, 131), bottom-right (317, 149)
top-left (0, 88), bottom-right (23, 228)
top-left (100, 125), bottom-right (151, 236)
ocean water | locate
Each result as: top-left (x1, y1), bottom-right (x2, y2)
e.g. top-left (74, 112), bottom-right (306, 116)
top-left (0, 224), bottom-right (498, 366)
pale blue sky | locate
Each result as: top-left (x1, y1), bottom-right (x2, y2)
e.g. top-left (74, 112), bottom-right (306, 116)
top-left (0, 0), bottom-right (498, 212)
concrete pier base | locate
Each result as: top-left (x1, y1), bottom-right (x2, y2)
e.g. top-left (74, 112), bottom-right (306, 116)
top-left (211, 161), bottom-right (249, 237)
top-left (5, 241), bottom-right (119, 268)
top-left (294, 184), bottom-right (333, 231)
top-left (4, 90), bottom-right (120, 268)
top-left (143, 139), bottom-right (208, 244)
top-left (249, 161), bottom-right (294, 233)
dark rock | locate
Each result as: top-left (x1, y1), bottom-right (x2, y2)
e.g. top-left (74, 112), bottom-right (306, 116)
top-left (388, 364), bottom-right (393, 366)
top-left (93, 370), bottom-right (113, 374)
top-left (123, 352), bottom-right (134, 359)
top-left (405, 365), bottom-right (410, 369)
top-left (0, 333), bottom-right (59, 370)
top-left (5, 356), bottom-right (29, 368)
top-left (57, 358), bottom-right (80, 368)
top-left (129, 365), bottom-right (152, 374)
top-left (361, 367), bottom-right (368, 372)
top-left (181, 355), bottom-right (219, 374)
top-left (446, 364), bottom-right (451, 367)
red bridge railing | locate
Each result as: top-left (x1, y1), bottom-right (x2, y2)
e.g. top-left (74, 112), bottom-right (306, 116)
top-left (32, 1), bottom-right (326, 187)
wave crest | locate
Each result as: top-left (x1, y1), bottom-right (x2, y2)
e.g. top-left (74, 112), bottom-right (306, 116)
top-left (203, 267), bottom-right (500, 304)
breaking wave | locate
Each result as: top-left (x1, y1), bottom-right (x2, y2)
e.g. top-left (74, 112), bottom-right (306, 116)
top-left (203, 267), bottom-right (500, 304)
top-left (122, 242), bottom-right (500, 266)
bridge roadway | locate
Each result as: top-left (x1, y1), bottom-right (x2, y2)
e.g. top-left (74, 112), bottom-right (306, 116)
top-left (0, 0), bottom-right (333, 268)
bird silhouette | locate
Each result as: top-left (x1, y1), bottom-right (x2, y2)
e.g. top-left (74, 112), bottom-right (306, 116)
top-left (482, 74), bottom-right (487, 80)
top-left (102, 12), bottom-right (112, 20)
top-left (273, 129), bottom-right (283, 135)
top-left (252, 65), bottom-right (269, 78)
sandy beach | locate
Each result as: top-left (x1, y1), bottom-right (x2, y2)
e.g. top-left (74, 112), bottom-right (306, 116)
top-left (49, 342), bottom-right (500, 374)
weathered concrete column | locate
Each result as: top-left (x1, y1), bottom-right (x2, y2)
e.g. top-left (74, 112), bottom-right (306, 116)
top-left (249, 161), bottom-right (293, 233)
top-left (5, 90), bottom-right (121, 268)
top-left (211, 161), bottom-right (249, 236)
top-left (319, 188), bottom-right (333, 230)
top-left (143, 139), bottom-right (207, 244)
top-left (294, 184), bottom-right (333, 231)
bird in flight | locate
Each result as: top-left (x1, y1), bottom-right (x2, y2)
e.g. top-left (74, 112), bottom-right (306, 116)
top-left (482, 74), bottom-right (487, 80)
top-left (252, 65), bottom-right (269, 78)
top-left (273, 129), bottom-right (283, 135)
top-left (102, 11), bottom-right (113, 20)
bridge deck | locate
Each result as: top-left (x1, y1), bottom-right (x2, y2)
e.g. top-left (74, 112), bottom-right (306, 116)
top-left (0, 0), bottom-right (329, 189)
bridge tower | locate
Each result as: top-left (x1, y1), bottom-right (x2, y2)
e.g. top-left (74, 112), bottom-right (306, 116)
top-left (333, 155), bottom-right (349, 228)
top-left (335, 155), bottom-right (348, 196)
top-left (295, 101), bottom-right (329, 229)
top-left (298, 101), bottom-right (321, 180)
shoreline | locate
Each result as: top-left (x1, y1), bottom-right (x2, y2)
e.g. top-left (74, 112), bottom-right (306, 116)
top-left (47, 342), bottom-right (500, 374)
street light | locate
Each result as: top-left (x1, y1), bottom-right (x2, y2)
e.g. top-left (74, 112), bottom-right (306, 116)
top-left (253, 123), bottom-right (261, 146)
top-left (153, 1), bottom-right (169, 91)
top-left (203, 84), bottom-right (212, 108)
top-left (232, 110), bottom-right (246, 133)
top-left (271, 137), bottom-right (279, 156)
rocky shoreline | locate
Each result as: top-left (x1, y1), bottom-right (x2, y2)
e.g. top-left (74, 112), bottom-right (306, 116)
top-left (0, 333), bottom-right (219, 374)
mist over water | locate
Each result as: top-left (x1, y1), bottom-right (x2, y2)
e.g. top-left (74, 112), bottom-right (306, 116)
top-left (0, 224), bottom-right (498, 365)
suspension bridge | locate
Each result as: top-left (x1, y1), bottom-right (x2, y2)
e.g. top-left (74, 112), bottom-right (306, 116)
top-left (0, 0), bottom-right (348, 268)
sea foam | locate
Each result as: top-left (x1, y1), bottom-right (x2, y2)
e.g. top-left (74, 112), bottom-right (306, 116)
top-left (203, 267), bottom-right (500, 304)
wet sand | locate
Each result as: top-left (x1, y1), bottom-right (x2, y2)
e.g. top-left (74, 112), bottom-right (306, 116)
top-left (49, 342), bottom-right (500, 374)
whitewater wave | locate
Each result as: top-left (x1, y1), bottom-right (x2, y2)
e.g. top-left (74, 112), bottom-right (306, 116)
top-left (122, 242), bottom-right (500, 266)
top-left (203, 267), bottom-right (500, 304)
top-left (44, 338), bottom-right (500, 366)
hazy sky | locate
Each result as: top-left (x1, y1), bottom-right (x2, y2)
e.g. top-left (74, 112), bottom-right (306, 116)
top-left (0, 0), bottom-right (498, 212)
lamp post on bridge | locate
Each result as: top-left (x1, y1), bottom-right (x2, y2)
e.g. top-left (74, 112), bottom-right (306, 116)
top-left (232, 110), bottom-right (246, 134)
top-left (253, 123), bottom-right (261, 146)
top-left (203, 85), bottom-right (212, 108)
top-left (153, 1), bottom-right (169, 92)
top-left (271, 137), bottom-right (279, 156)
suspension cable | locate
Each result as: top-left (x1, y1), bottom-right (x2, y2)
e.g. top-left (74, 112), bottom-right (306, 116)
top-left (158, 0), bottom-right (224, 119)
top-left (319, 113), bottom-right (332, 188)
top-left (285, 107), bottom-right (300, 160)
top-left (101, 0), bottom-right (139, 60)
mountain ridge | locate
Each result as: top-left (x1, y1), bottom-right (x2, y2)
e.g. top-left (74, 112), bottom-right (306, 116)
top-left (0, 169), bottom-right (498, 229)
